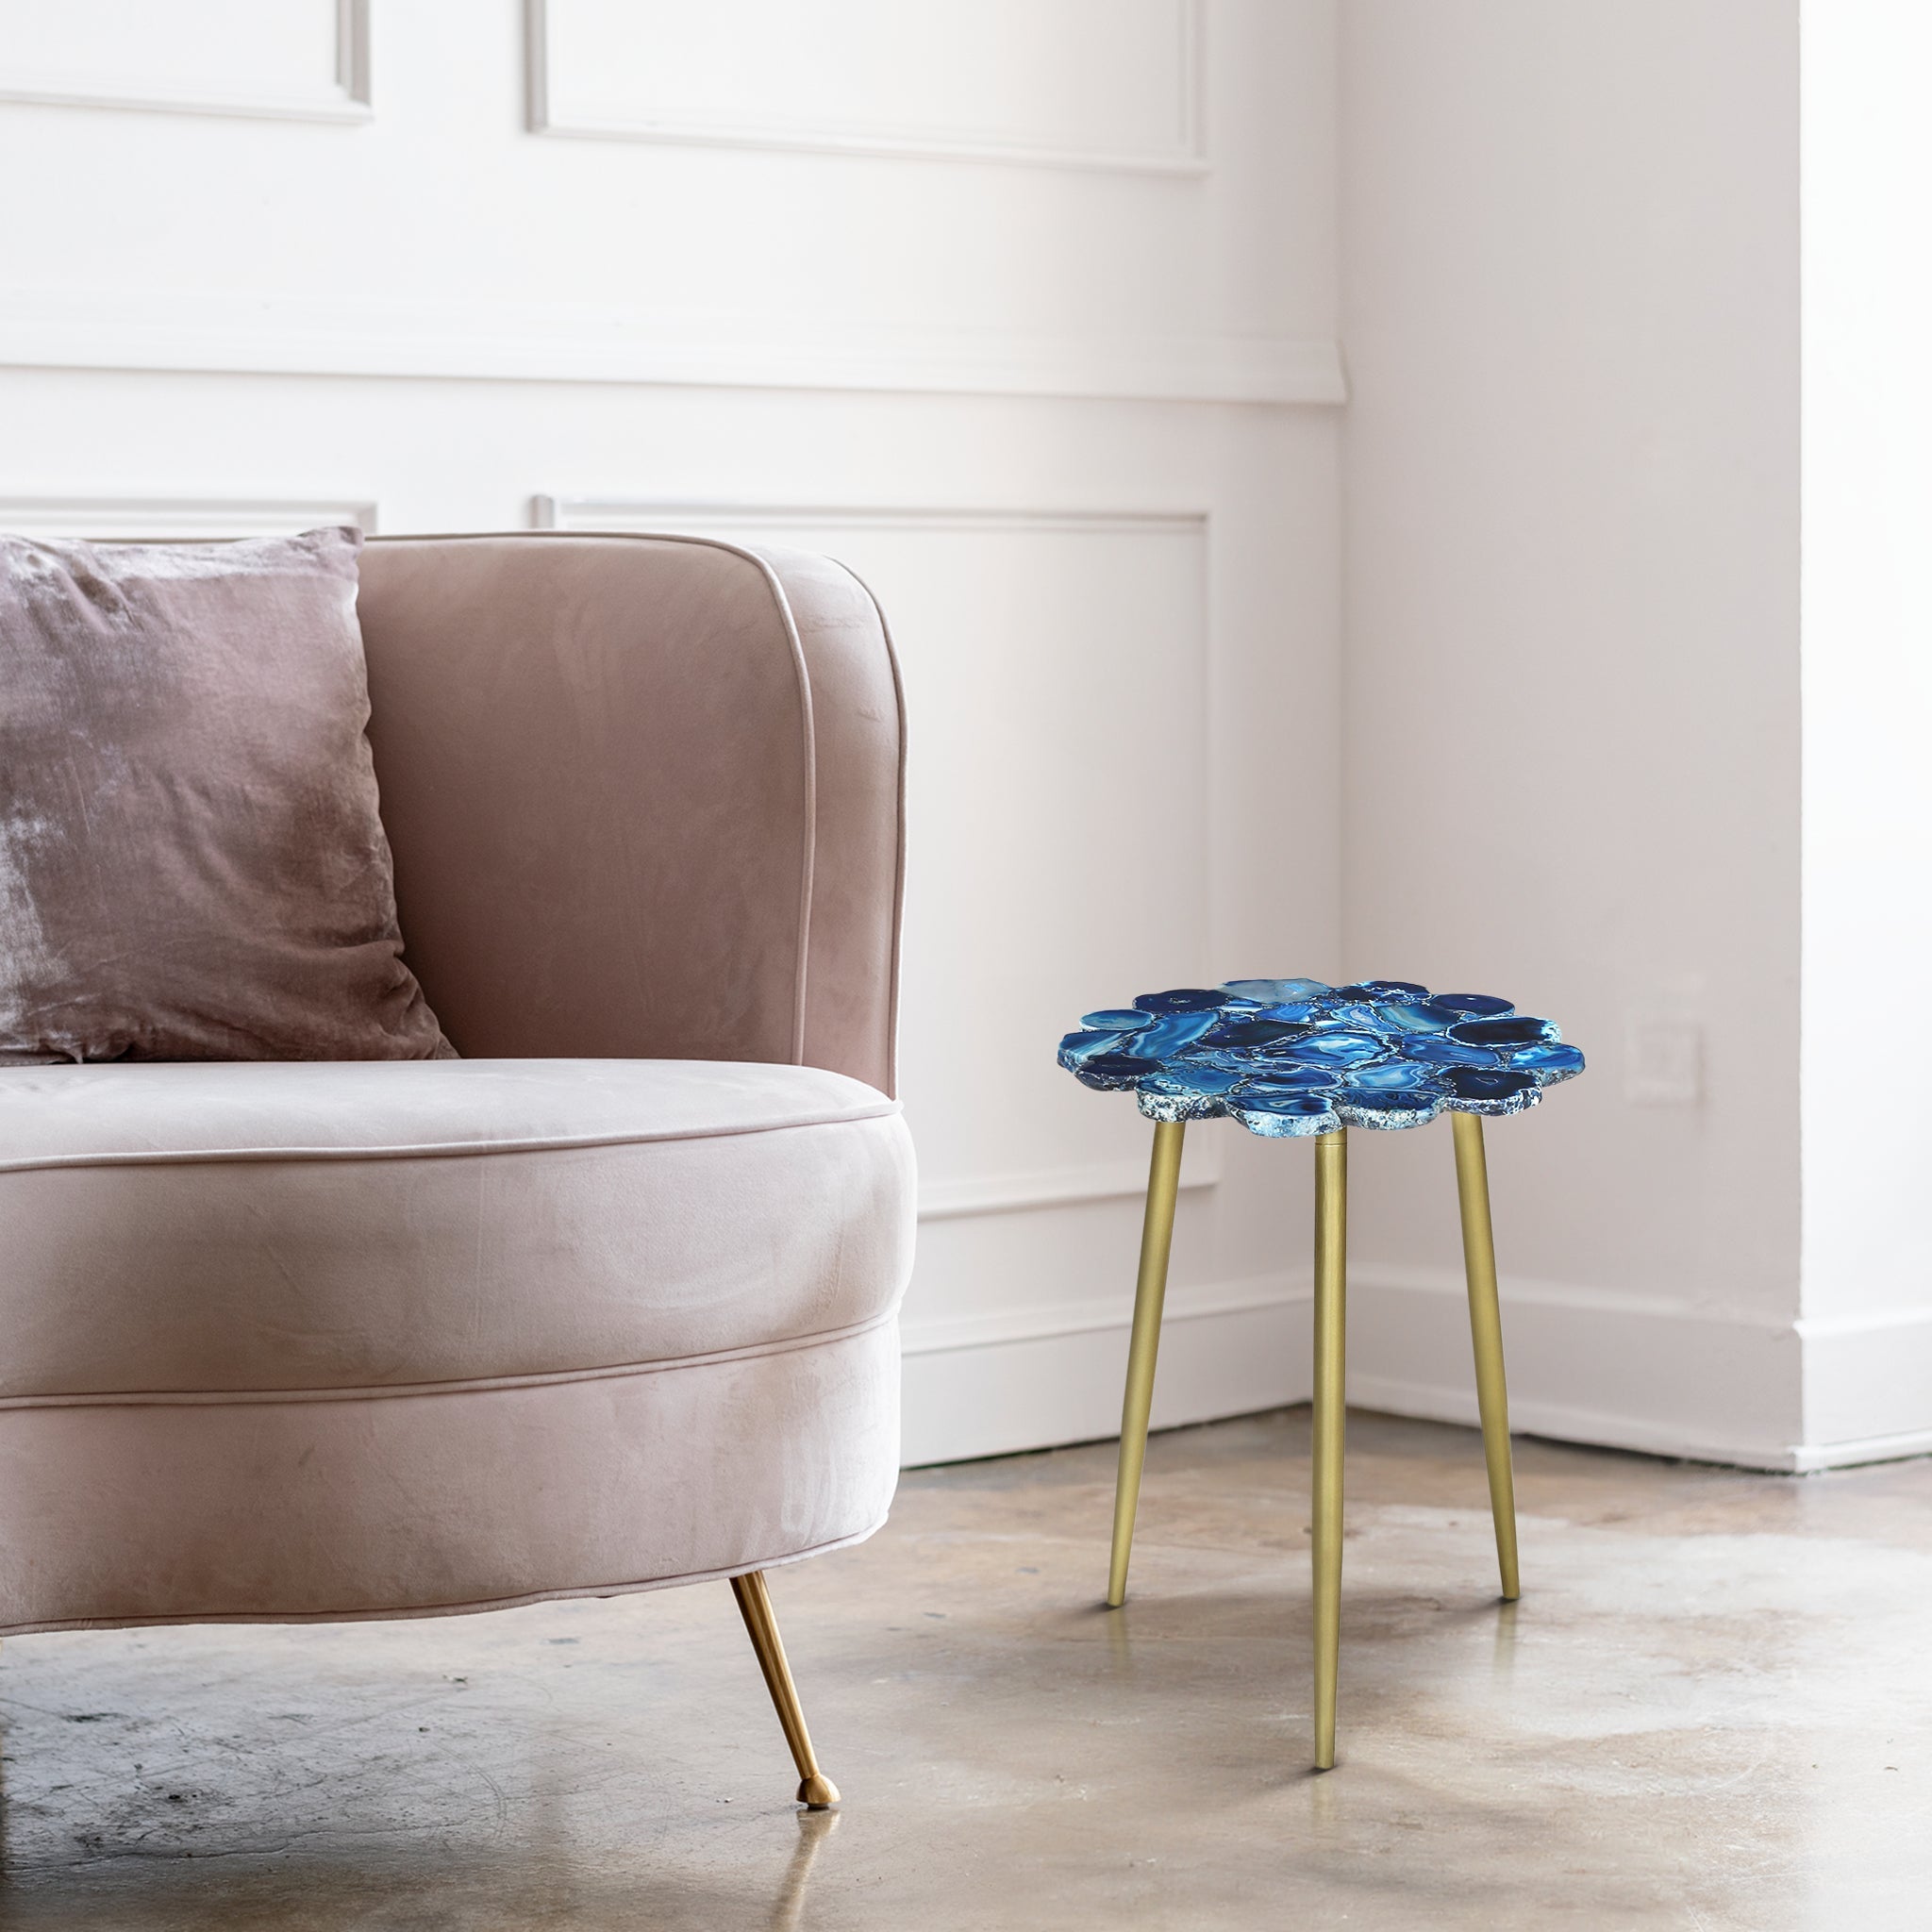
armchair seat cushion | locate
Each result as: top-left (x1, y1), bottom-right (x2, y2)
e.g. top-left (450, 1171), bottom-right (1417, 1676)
top-left (0, 1059), bottom-right (913, 1633)
top-left (0, 1058), bottom-right (912, 1399)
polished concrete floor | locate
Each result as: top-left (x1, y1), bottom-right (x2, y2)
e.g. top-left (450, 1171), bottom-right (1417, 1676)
top-left (3, 1408), bottom-right (1931, 1929)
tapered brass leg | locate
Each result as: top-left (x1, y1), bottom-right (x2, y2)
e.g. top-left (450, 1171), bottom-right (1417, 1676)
top-left (1106, 1119), bottom-right (1187, 1608)
top-left (1311, 1126), bottom-right (1347, 1772)
top-left (730, 1571), bottom-right (841, 1809)
top-left (1452, 1111), bottom-right (1521, 1602)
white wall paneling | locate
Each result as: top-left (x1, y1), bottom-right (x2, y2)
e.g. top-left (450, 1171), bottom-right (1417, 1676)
top-left (0, 290), bottom-right (1342, 408)
top-left (0, 0), bottom-right (372, 123)
top-left (0, 0), bottom-right (1342, 1470)
top-left (0, 1), bottom-right (1338, 408)
top-left (528, 0), bottom-right (1206, 174)
top-left (0, 496), bottom-right (376, 540)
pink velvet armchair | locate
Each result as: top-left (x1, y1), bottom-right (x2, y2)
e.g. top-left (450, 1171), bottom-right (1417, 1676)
top-left (0, 533), bottom-right (913, 1809)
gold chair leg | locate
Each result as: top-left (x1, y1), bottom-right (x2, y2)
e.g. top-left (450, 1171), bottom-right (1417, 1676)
top-left (730, 1571), bottom-right (841, 1809)
top-left (1311, 1126), bottom-right (1347, 1772)
top-left (1452, 1111), bottom-right (1521, 1602)
top-left (1107, 1119), bottom-right (1187, 1608)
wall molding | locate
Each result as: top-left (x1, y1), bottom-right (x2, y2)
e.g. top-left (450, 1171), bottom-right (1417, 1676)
top-left (0, 288), bottom-right (1342, 407)
top-left (900, 1273), bottom-right (1307, 1466)
top-left (531, 498), bottom-right (1211, 539)
top-left (526, 0), bottom-right (1207, 176)
top-left (0, 0), bottom-right (372, 124)
top-left (0, 493), bottom-right (376, 538)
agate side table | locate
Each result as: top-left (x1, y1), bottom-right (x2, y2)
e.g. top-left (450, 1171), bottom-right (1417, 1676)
top-left (1057, 976), bottom-right (1585, 1770)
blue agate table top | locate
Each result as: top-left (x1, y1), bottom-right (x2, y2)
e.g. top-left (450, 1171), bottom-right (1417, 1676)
top-left (1057, 977), bottom-right (1584, 1137)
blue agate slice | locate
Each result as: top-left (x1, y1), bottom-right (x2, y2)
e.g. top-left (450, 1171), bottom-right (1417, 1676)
top-left (1081, 1008), bottom-right (1152, 1033)
top-left (1439, 1066), bottom-right (1541, 1115)
top-left (1253, 999), bottom-right (1336, 1024)
top-left (1505, 1041), bottom-right (1586, 1085)
top-left (1324, 1001), bottom-right (1396, 1030)
top-left (1226, 1088), bottom-right (1341, 1137)
top-left (1137, 1065), bottom-right (1241, 1123)
top-left (1398, 1035), bottom-right (1502, 1067)
top-left (1370, 1001), bottom-right (1453, 1034)
top-left (1221, 977), bottom-right (1330, 1003)
top-left (1335, 1089), bottom-right (1443, 1130)
top-left (1169, 1047), bottom-right (1263, 1074)
top-left (1133, 988), bottom-right (1225, 1014)
top-left (1271, 1029), bottom-right (1387, 1067)
top-left (1058, 1029), bottom-right (1124, 1071)
top-left (1122, 1010), bottom-right (1221, 1058)
top-left (1202, 1017), bottom-right (1307, 1049)
top-left (1433, 993), bottom-right (1515, 1018)
top-left (1343, 1061), bottom-right (1441, 1092)
top-left (1072, 1052), bottom-right (1160, 1091)
top-left (1359, 979), bottom-right (1431, 999)
top-left (1448, 1015), bottom-right (1560, 1048)
top-left (1231, 1060), bottom-right (1338, 1090)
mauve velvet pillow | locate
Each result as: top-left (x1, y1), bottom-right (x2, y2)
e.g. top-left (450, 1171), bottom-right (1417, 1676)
top-left (0, 526), bottom-right (451, 1063)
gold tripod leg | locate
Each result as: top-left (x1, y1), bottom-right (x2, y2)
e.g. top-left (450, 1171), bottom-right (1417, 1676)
top-left (1452, 1111), bottom-right (1521, 1602)
top-left (1311, 1126), bottom-right (1347, 1772)
top-left (730, 1571), bottom-right (841, 1809)
top-left (1106, 1120), bottom-right (1187, 1608)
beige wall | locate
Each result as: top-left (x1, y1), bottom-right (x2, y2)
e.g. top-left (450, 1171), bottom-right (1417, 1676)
top-left (1340, 2), bottom-right (1806, 1464)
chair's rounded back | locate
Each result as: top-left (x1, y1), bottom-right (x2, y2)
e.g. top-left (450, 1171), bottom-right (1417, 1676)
top-left (358, 534), bottom-right (905, 1095)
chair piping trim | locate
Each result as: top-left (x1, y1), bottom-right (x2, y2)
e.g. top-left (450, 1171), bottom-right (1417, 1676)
top-left (0, 1307), bottom-right (901, 1410)
top-left (0, 1097), bottom-right (901, 1175)
top-left (0, 1517), bottom-right (891, 1639)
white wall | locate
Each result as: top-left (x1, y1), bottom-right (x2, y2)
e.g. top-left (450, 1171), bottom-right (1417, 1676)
top-left (0, 0), bottom-right (1343, 1465)
top-left (1339, 3), bottom-right (1808, 1466)
top-left (1798, 1), bottom-right (1932, 1461)
top-left (22, 4), bottom-right (1906, 1478)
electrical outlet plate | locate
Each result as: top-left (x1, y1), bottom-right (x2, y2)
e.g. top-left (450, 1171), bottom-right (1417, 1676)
top-left (1624, 1018), bottom-right (1703, 1106)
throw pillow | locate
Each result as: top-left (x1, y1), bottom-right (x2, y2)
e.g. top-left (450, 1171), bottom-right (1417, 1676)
top-left (0, 526), bottom-right (451, 1062)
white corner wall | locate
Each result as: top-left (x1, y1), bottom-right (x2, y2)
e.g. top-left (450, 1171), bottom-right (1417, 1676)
top-left (1339, 3), bottom-right (1809, 1467)
top-left (1797, 1), bottom-right (1932, 1464)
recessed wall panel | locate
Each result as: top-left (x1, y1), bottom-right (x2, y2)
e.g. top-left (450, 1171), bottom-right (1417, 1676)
top-left (0, 0), bottom-right (368, 120)
top-left (532, 0), bottom-right (1203, 171)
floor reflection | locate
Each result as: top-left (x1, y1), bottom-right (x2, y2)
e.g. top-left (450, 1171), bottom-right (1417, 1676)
top-left (770, 1808), bottom-right (840, 1932)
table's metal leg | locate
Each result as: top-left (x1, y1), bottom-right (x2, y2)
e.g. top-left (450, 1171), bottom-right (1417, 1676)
top-left (1452, 1111), bottom-right (1521, 1601)
top-left (1106, 1119), bottom-right (1186, 1608)
top-left (1311, 1126), bottom-right (1347, 1771)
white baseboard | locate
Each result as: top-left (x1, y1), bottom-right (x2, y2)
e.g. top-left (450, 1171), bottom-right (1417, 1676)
top-left (896, 1261), bottom-right (1932, 1475)
top-left (1798, 1305), bottom-right (1932, 1471)
top-left (1348, 1264), bottom-right (1932, 1474)
top-left (899, 1274), bottom-right (1308, 1467)
top-left (1345, 1263), bottom-right (1807, 1471)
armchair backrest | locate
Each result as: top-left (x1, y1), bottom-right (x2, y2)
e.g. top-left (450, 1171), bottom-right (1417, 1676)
top-left (357, 534), bottom-right (905, 1095)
